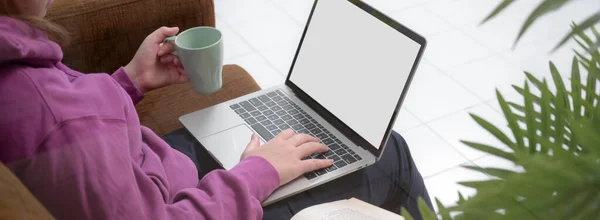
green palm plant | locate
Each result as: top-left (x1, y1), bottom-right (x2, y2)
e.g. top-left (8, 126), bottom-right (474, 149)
top-left (398, 1), bottom-right (600, 219)
top-left (402, 25), bottom-right (600, 220)
top-left (482, 0), bottom-right (600, 52)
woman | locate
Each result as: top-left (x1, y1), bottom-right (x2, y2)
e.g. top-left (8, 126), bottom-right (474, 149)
top-left (0, 0), bottom-right (432, 219)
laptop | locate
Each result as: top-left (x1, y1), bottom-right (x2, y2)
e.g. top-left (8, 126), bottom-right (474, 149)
top-left (179, 0), bottom-right (426, 206)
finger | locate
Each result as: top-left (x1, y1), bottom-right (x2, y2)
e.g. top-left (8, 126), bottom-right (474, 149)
top-left (244, 133), bottom-right (261, 153)
top-left (299, 159), bottom-right (334, 173)
top-left (274, 129), bottom-right (295, 140)
top-left (175, 71), bottom-right (189, 83)
top-left (296, 142), bottom-right (328, 158)
top-left (173, 56), bottom-right (183, 68)
top-left (173, 56), bottom-right (179, 65)
top-left (167, 69), bottom-right (189, 85)
top-left (158, 41), bottom-right (177, 56)
top-left (147, 26), bottom-right (180, 44)
top-left (160, 54), bottom-right (176, 64)
top-left (288, 133), bottom-right (319, 147)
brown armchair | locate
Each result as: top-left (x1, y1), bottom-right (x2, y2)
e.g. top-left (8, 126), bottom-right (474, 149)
top-left (46, 0), bottom-right (262, 135)
top-left (1, 0), bottom-right (262, 218)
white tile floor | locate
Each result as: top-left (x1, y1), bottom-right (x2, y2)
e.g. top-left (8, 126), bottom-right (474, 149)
top-left (215, 0), bottom-right (600, 212)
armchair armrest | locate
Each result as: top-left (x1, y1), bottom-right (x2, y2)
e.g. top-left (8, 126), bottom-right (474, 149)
top-left (136, 65), bottom-right (262, 136)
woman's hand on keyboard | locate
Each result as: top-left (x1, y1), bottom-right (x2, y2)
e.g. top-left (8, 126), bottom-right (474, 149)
top-left (241, 129), bottom-right (334, 186)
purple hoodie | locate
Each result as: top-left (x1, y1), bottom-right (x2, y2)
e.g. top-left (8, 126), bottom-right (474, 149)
top-left (0, 17), bottom-right (279, 219)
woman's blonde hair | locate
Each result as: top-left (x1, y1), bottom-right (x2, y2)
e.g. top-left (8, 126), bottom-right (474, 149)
top-left (0, 1), bottom-right (70, 47)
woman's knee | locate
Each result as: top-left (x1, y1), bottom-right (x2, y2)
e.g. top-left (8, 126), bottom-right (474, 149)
top-left (388, 131), bottom-right (410, 153)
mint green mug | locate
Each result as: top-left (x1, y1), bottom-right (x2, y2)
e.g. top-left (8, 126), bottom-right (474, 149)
top-left (165, 27), bottom-right (223, 94)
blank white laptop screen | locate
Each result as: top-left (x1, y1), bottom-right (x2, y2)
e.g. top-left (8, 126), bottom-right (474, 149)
top-left (289, 0), bottom-right (421, 148)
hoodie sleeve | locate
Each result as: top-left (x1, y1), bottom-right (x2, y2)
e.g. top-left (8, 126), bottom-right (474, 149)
top-left (54, 62), bottom-right (144, 104)
top-left (8, 117), bottom-right (280, 220)
top-left (111, 67), bottom-right (144, 104)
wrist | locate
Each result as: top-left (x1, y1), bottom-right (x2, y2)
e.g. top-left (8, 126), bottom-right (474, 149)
top-left (231, 156), bottom-right (281, 200)
top-left (123, 64), bottom-right (147, 93)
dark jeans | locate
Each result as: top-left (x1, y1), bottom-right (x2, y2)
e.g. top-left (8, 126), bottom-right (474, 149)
top-left (162, 128), bottom-right (432, 220)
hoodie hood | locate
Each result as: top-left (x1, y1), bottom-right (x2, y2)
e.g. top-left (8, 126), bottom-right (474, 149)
top-left (0, 16), bottom-right (62, 67)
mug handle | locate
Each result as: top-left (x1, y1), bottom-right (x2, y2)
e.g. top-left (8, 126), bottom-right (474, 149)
top-left (163, 36), bottom-right (178, 56)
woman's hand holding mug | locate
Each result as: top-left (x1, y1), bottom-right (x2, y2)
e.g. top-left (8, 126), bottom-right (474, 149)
top-left (125, 27), bottom-right (189, 93)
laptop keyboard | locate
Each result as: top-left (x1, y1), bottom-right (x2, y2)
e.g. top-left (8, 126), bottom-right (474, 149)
top-left (230, 90), bottom-right (362, 179)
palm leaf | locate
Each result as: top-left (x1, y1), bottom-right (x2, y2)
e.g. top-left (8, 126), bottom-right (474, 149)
top-left (570, 117), bottom-right (600, 156)
top-left (575, 50), bottom-right (593, 68)
top-left (481, 0), bottom-right (516, 24)
top-left (569, 57), bottom-right (583, 151)
top-left (591, 27), bottom-right (600, 54)
top-left (523, 82), bottom-right (538, 152)
top-left (459, 180), bottom-right (506, 189)
top-left (462, 165), bottom-right (517, 179)
top-left (417, 197), bottom-right (437, 220)
top-left (550, 62), bottom-right (571, 109)
top-left (461, 141), bottom-right (517, 162)
top-left (582, 58), bottom-right (599, 118)
top-left (514, 0), bottom-right (572, 47)
top-left (579, 85), bottom-right (600, 102)
top-left (549, 61), bottom-right (571, 152)
top-left (524, 72), bottom-right (545, 92)
top-left (578, 194), bottom-right (600, 219)
top-left (470, 113), bottom-right (517, 150)
top-left (523, 154), bottom-right (600, 217)
top-left (572, 22), bottom-right (594, 45)
top-left (575, 38), bottom-right (592, 55)
top-left (589, 41), bottom-right (600, 54)
top-left (554, 12), bottom-right (600, 52)
top-left (452, 181), bottom-right (540, 219)
top-left (513, 85), bottom-right (542, 105)
top-left (537, 136), bottom-right (570, 157)
top-left (540, 80), bottom-right (552, 152)
top-left (436, 199), bottom-right (452, 220)
top-left (571, 57), bottom-right (583, 119)
top-left (400, 207), bottom-right (415, 220)
top-left (553, 88), bottom-right (567, 151)
top-left (559, 190), bottom-right (599, 219)
top-left (497, 90), bottom-right (526, 149)
top-left (457, 192), bottom-right (467, 204)
top-left (573, 22), bottom-right (600, 64)
top-left (508, 102), bottom-right (541, 120)
top-left (593, 26), bottom-right (600, 40)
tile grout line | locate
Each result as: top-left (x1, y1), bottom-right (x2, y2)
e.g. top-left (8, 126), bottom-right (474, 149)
top-left (269, 0), bottom-right (306, 26)
top-left (216, 7), bottom-right (293, 79)
top-left (258, 0), bottom-right (304, 79)
top-left (484, 99), bottom-right (503, 115)
top-left (422, 158), bottom-right (474, 179)
top-left (419, 3), bottom-right (514, 107)
top-left (215, 15), bottom-right (261, 62)
top-left (395, 2), bottom-right (519, 164)
top-left (421, 0), bottom-right (546, 73)
top-left (224, 51), bottom-right (258, 63)
top-left (385, 1), bottom-right (491, 178)
top-left (216, 16), bottom-right (282, 87)
top-left (421, 122), bottom-right (478, 167)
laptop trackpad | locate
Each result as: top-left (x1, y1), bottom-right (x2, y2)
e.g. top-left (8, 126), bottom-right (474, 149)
top-left (199, 124), bottom-right (265, 170)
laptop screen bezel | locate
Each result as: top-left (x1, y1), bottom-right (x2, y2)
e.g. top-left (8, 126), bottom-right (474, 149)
top-left (285, 0), bottom-right (427, 159)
